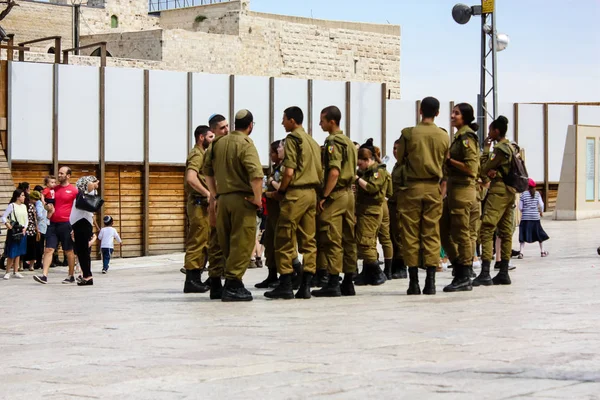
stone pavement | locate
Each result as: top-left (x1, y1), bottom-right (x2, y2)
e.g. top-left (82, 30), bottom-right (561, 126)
top-left (1, 217), bottom-right (599, 400)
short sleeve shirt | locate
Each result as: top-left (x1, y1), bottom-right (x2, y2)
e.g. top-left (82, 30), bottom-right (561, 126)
top-left (51, 184), bottom-right (78, 223)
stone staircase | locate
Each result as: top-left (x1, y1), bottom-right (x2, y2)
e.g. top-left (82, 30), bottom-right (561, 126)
top-left (0, 141), bottom-right (14, 253)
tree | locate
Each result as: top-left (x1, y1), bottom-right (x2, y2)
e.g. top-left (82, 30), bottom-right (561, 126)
top-left (0, 0), bottom-right (18, 22)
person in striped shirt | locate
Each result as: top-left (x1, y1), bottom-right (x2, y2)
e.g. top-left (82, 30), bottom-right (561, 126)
top-left (517, 178), bottom-right (549, 258)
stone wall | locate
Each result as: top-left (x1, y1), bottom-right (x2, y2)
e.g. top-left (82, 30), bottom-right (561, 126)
top-left (80, 30), bottom-right (163, 61)
top-left (159, 1), bottom-right (241, 35)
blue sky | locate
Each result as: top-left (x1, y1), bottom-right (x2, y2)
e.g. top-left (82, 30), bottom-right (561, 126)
top-left (251, 0), bottom-right (600, 104)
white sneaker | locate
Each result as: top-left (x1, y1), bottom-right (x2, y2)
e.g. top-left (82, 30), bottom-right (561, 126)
top-left (473, 260), bottom-right (481, 269)
top-left (3, 273), bottom-right (10, 280)
top-left (13, 273), bottom-right (24, 279)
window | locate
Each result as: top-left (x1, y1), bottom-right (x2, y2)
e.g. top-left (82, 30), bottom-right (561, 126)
top-left (48, 47), bottom-right (55, 54)
top-left (111, 15), bottom-right (119, 28)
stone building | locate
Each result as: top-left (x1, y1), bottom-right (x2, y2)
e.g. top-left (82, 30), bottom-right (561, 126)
top-left (2, 0), bottom-right (401, 97)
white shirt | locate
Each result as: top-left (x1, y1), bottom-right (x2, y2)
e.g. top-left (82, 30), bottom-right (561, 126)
top-left (69, 190), bottom-right (97, 226)
top-left (98, 227), bottom-right (122, 249)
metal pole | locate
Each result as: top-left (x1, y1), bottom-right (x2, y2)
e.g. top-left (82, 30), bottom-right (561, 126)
top-left (73, 4), bottom-right (80, 55)
top-left (491, 5), bottom-right (499, 122)
top-left (477, 13), bottom-right (486, 148)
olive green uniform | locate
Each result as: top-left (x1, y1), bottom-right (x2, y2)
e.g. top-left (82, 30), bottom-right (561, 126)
top-left (479, 138), bottom-right (516, 262)
top-left (396, 122), bottom-right (449, 268)
top-left (184, 146), bottom-right (210, 271)
top-left (376, 166), bottom-right (393, 260)
top-left (471, 181), bottom-right (487, 254)
top-left (356, 164), bottom-right (386, 263)
top-left (276, 127), bottom-right (323, 275)
top-left (207, 227), bottom-right (224, 278)
top-left (389, 163), bottom-right (404, 260)
top-left (318, 131), bottom-right (357, 275)
top-left (440, 126), bottom-right (480, 265)
top-left (264, 163), bottom-right (283, 272)
top-left (203, 131), bottom-right (264, 281)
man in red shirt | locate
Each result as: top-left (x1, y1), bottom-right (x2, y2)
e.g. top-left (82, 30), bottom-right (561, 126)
top-left (34, 166), bottom-right (79, 284)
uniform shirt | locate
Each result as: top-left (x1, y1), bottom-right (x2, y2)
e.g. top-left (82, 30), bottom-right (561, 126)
top-left (203, 131), bottom-right (263, 195)
top-left (185, 145), bottom-right (208, 200)
top-left (266, 162), bottom-right (283, 214)
top-left (445, 125), bottom-right (480, 184)
top-left (480, 138), bottom-right (512, 184)
top-left (396, 122), bottom-right (449, 182)
top-left (51, 184), bottom-right (78, 223)
top-left (323, 131), bottom-right (357, 190)
top-left (379, 165), bottom-right (392, 198)
top-left (283, 126), bottom-right (323, 188)
top-left (356, 163), bottom-right (386, 205)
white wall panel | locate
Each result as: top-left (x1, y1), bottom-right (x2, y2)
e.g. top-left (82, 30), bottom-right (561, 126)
top-left (350, 82), bottom-right (382, 149)
top-left (105, 67), bottom-right (144, 163)
top-left (385, 100), bottom-right (416, 172)
top-left (192, 73), bottom-right (230, 148)
top-left (148, 70), bottom-right (187, 164)
top-left (57, 64), bottom-right (99, 162)
top-left (9, 62), bottom-right (53, 162)
top-left (579, 106), bottom-right (600, 127)
top-left (548, 105), bottom-right (574, 182)
top-left (234, 76), bottom-right (270, 166)
top-left (497, 103), bottom-right (515, 141)
top-left (274, 78), bottom-right (308, 141)
top-left (312, 80), bottom-right (346, 146)
top-left (517, 104), bottom-right (544, 182)
top-left (436, 101), bottom-right (451, 134)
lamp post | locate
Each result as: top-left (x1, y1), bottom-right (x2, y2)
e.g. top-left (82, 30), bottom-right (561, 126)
top-left (452, 1), bottom-right (509, 147)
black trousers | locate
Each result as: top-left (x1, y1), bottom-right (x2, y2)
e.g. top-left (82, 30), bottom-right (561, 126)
top-left (72, 219), bottom-right (93, 278)
top-left (35, 234), bottom-right (46, 268)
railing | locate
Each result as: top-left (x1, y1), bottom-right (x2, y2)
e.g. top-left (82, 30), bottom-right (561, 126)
top-left (1, 35), bottom-right (29, 62)
top-left (148, 0), bottom-right (231, 12)
top-left (63, 41), bottom-right (107, 67)
top-left (18, 36), bottom-right (62, 64)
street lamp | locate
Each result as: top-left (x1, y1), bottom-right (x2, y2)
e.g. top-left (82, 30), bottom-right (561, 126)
top-left (452, 1), bottom-right (509, 146)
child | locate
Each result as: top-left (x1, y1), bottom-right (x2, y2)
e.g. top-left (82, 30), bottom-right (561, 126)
top-left (98, 216), bottom-right (122, 273)
top-left (518, 178), bottom-right (549, 258)
top-left (41, 175), bottom-right (56, 205)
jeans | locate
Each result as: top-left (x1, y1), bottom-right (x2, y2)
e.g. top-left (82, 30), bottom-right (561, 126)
top-left (102, 248), bottom-right (113, 271)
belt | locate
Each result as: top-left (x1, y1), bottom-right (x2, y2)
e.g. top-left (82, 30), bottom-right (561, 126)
top-left (217, 191), bottom-right (253, 199)
top-left (407, 177), bottom-right (440, 183)
top-left (332, 186), bottom-right (352, 193)
top-left (288, 184), bottom-right (319, 190)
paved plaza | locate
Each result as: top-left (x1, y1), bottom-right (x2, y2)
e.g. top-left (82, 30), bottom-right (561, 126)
top-left (1, 217), bottom-right (599, 399)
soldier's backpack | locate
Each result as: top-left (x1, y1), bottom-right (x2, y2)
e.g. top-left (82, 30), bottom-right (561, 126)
top-left (503, 143), bottom-right (529, 193)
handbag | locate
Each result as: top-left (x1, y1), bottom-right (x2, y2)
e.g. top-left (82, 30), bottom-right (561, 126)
top-left (9, 209), bottom-right (24, 242)
top-left (75, 190), bottom-right (105, 213)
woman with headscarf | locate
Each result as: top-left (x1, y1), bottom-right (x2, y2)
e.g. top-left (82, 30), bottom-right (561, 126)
top-left (70, 176), bottom-right (100, 286)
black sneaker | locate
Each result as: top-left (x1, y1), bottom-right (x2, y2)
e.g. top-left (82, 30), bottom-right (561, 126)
top-left (62, 276), bottom-right (75, 284)
top-left (33, 275), bottom-right (48, 284)
top-left (102, 270), bottom-right (107, 274)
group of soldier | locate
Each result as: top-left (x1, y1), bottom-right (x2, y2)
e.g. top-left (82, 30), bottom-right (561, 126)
top-left (182, 95), bottom-right (518, 302)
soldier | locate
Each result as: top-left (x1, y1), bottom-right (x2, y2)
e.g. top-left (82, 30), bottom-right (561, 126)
top-left (183, 125), bottom-right (215, 293)
top-left (354, 139), bottom-right (387, 286)
top-left (374, 146), bottom-right (394, 280)
top-left (396, 97), bottom-right (449, 295)
top-left (389, 138), bottom-right (408, 279)
top-left (205, 114), bottom-right (229, 298)
top-left (441, 103), bottom-right (480, 292)
top-left (265, 106), bottom-right (323, 300)
top-left (473, 115), bottom-right (515, 286)
top-left (203, 110), bottom-right (264, 302)
top-left (311, 106), bottom-right (357, 297)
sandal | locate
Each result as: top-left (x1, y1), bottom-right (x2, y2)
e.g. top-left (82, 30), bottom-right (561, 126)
top-left (541, 251), bottom-right (549, 257)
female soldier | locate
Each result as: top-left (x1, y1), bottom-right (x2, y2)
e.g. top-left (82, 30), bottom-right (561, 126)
top-left (354, 139), bottom-right (387, 286)
top-left (373, 146), bottom-right (394, 280)
top-left (441, 103), bottom-right (480, 292)
top-left (474, 115), bottom-right (514, 286)
top-left (389, 138), bottom-right (408, 279)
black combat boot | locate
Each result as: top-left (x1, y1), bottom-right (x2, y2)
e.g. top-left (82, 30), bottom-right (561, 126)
top-left (406, 267), bottom-right (421, 295)
top-left (255, 268), bottom-right (278, 289)
top-left (264, 274), bottom-right (294, 300)
top-left (313, 268), bottom-right (329, 288)
top-left (422, 267), bottom-right (436, 295)
top-left (368, 262), bottom-right (387, 286)
top-left (340, 273), bottom-right (356, 296)
top-left (391, 258), bottom-right (407, 279)
top-left (221, 279), bottom-right (252, 302)
top-left (291, 259), bottom-right (303, 290)
top-left (472, 260), bottom-right (493, 287)
top-left (295, 272), bottom-right (314, 299)
top-left (383, 259), bottom-right (392, 280)
top-left (209, 277), bottom-right (223, 300)
top-left (183, 269), bottom-right (210, 294)
top-left (443, 264), bottom-right (473, 292)
top-left (492, 260), bottom-right (512, 285)
top-left (354, 267), bottom-right (367, 286)
top-left (312, 274), bottom-right (342, 297)
top-left (469, 265), bottom-right (477, 278)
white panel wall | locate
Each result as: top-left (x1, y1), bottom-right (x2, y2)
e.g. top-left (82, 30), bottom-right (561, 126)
top-left (517, 104), bottom-right (544, 182)
top-left (386, 100), bottom-right (416, 171)
top-left (9, 62), bottom-right (53, 162)
top-left (579, 106), bottom-right (600, 126)
top-left (350, 82), bottom-right (382, 149)
top-left (274, 78), bottom-right (308, 141)
top-left (497, 103), bottom-right (515, 141)
top-left (57, 64), bottom-right (99, 162)
top-left (548, 105), bottom-right (574, 182)
top-left (436, 101), bottom-right (451, 134)
top-left (234, 76), bottom-right (270, 166)
top-left (312, 80), bottom-right (346, 146)
top-left (192, 73), bottom-right (230, 148)
top-left (105, 67), bottom-right (144, 163)
top-left (148, 70), bottom-right (187, 164)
